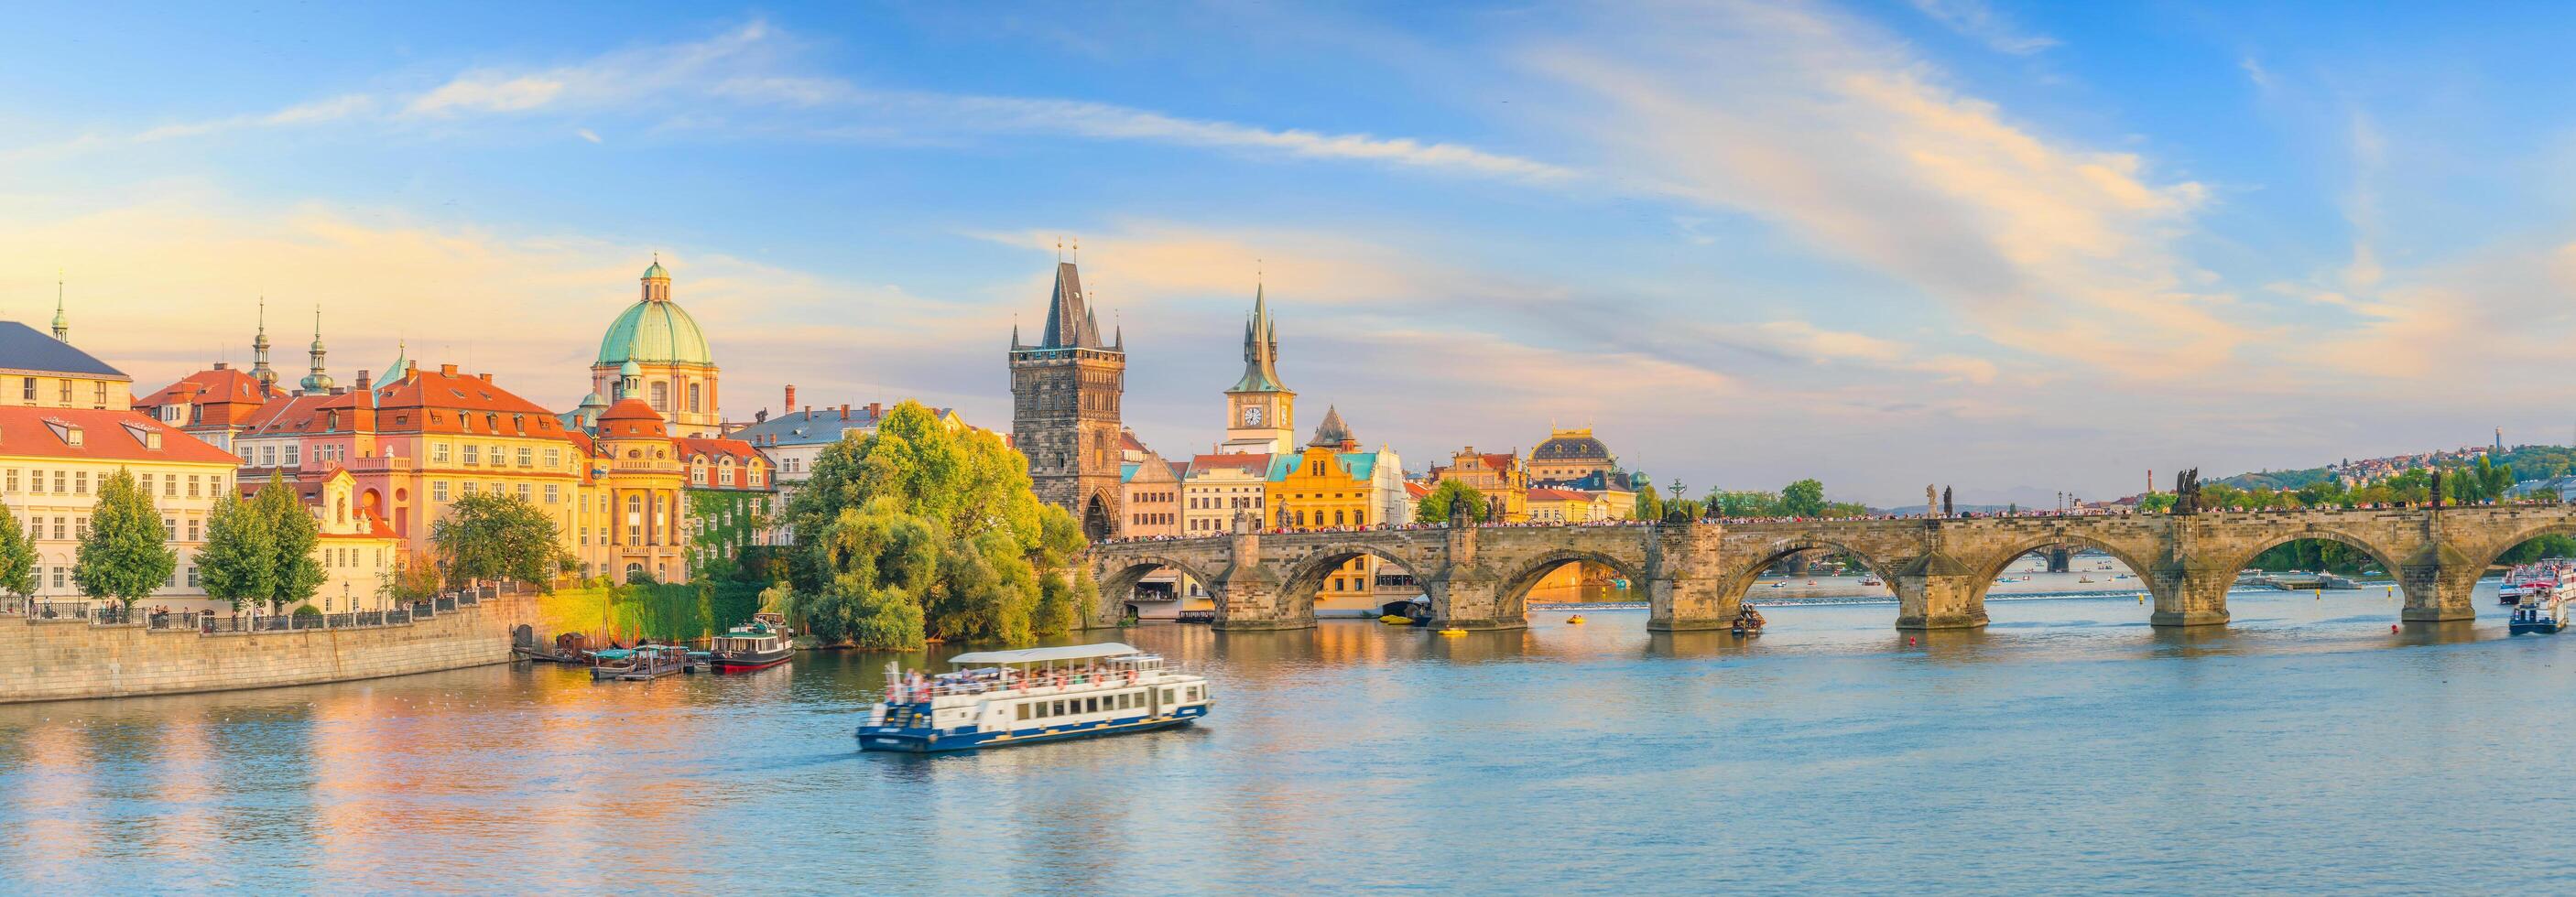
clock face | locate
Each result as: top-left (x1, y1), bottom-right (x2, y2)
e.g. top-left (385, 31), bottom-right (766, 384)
top-left (1242, 405), bottom-right (1263, 426)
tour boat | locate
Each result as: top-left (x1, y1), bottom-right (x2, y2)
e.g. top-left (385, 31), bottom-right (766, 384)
top-left (2512, 594), bottom-right (2569, 635)
top-left (2497, 562), bottom-right (2576, 605)
top-left (857, 643), bottom-right (1212, 753)
top-left (705, 612), bottom-right (794, 673)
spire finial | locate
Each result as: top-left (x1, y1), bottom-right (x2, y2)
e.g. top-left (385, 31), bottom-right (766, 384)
top-left (1055, 236), bottom-right (1062, 263)
top-left (50, 269), bottom-right (67, 340)
top-left (1071, 237), bottom-right (1078, 263)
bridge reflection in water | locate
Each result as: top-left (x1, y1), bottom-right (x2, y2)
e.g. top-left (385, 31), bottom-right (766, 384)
top-left (1091, 506), bottom-right (2576, 632)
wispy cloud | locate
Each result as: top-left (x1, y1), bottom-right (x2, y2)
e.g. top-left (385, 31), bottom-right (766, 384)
top-left (1535, 0), bottom-right (2234, 380)
top-left (1906, 0), bottom-right (2059, 55)
top-left (49, 19), bottom-right (1568, 184)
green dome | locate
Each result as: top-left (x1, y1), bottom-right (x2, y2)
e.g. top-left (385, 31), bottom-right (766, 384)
top-left (597, 297), bottom-right (712, 367)
top-left (643, 259), bottom-right (668, 279)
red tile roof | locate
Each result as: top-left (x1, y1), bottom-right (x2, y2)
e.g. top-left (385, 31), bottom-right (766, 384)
top-left (1526, 488), bottom-right (1593, 503)
top-left (0, 406), bottom-right (240, 465)
top-left (1187, 453), bottom-right (1272, 475)
top-left (241, 364), bottom-right (579, 443)
top-left (675, 436), bottom-right (764, 465)
top-left (1404, 481), bottom-right (1433, 499)
top-left (136, 366), bottom-right (281, 427)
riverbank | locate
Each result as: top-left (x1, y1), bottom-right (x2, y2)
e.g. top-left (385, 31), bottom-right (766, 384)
top-left (0, 593), bottom-right (532, 705)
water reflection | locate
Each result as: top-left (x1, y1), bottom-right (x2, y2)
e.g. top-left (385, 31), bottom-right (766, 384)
top-left (0, 585), bottom-right (2561, 892)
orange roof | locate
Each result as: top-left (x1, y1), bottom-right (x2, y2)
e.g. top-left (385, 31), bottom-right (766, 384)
top-left (1187, 453), bottom-right (1271, 475)
top-left (675, 436), bottom-right (764, 465)
top-left (1526, 488), bottom-right (1593, 503)
top-left (1404, 481), bottom-right (1433, 498)
top-left (137, 366), bottom-right (281, 427)
top-left (595, 398), bottom-right (669, 438)
top-left (0, 406), bottom-right (240, 465)
top-left (318, 511), bottom-right (398, 540)
top-left (242, 364), bottom-right (581, 444)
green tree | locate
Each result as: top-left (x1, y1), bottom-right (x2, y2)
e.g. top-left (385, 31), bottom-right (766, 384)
top-left (196, 493), bottom-right (275, 612)
top-left (781, 401), bottom-right (1084, 648)
top-left (379, 555), bottom-right (442, 604)
top-left (73, 469), bottom-right (175, 615)
top-left (2135, 492), bottom-right (2176, 513)
top-left (1779, 479), bottom-right (1827, 517)
top-left (251, 475), bottom-right (326, 611)
top-left (1412, 480), bottom-right (1488, 524)
top-left (429, 492), bottom-right (571, 591)
top-left (0, 500), bottom-right (36, 603)
top-left (1706, 490), bottom-right (1779, 518)
top-left (1630, 480), bottom-right (1663, 522)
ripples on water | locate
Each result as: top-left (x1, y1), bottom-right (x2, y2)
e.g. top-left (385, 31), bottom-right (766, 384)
top-left (0, 583), bottom-right (2560, 894)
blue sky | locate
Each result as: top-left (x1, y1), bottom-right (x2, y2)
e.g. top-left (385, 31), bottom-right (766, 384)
top-left (8, 0), bottom-right (2576, 506)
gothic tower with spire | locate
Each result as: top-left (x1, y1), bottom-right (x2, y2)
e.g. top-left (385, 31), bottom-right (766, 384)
top-left (1219, 283), bottom-right (1297, 454)
top-left (1009, 260), bottom-right (1125, 540)
top-left (299, 308), bottom-right (334, 393)
top-left (250, 298), bottom-right (278, 392)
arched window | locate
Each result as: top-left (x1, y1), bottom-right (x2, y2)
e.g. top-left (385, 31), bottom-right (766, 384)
top-left (1333, 510), bottom-right (1345, 526)
top-left (650, 381), bottom-right (669, 411)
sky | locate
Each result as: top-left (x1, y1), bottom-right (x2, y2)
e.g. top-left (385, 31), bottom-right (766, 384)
top-left (7, 1), bottom-right (2576, 507)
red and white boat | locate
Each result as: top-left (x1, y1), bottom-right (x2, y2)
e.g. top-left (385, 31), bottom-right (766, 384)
top-left (2497, 562), bottom-right (2576, 605)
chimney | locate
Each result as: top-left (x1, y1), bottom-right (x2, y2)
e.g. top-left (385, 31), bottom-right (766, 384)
top-left (213, 362), bottom-right (230, 370)
top-left (354, 371), bottom-right (372, 392)
top-left (784, 384), bottom-right (796, 414)
top-left (867, 402), bottom-right (882, 417)
top-left (803, 405), bottom-right (810, 416)
top-left (840, 404), bottom-right (850, 420)
top-left (480, 373), bottom-right (493, 383)
top-left (440, 363), bottom-right (459, 376)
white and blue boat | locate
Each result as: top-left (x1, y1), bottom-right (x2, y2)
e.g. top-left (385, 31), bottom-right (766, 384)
top-left (857, 643), bottom-right (1212, 753)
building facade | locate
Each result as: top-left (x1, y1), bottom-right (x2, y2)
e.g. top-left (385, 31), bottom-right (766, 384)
top-left (1008, 261), bottom-right (1125, 539)
top-left (1530, 427), bottom-right (1617, 482)
top-left (1437, 448), bottom-right (1530, 522)
top-left (1219, 286), bottom-right (1296, 455)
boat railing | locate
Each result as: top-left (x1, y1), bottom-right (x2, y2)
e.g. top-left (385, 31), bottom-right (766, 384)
top-left (890, 667), bottom-right (1175, 703)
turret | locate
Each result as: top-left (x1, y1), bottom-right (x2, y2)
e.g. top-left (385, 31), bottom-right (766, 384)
top-left (298, 307), bottom-right (334, 393)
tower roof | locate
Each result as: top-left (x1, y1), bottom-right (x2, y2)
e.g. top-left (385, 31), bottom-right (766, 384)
top-left (1307, 405), bottom-right (1353, 448)
top-left (1229, 284), bottom-right (1288, 394)
top-left (643, 257), bottom-right (668, 281)
top-left (1032, 262), bottom-right (1109, 350)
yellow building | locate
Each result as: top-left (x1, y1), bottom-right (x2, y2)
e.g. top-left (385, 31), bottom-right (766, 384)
top-left (304, 469), bottom-right (403, 612)
top-left (1437, 448), bottom-right (1529, 522)
top-left (1529, 427), bottom-right (1617, 482)
top-left (582, 395), bottom-right (690, 584)
top-left (1525, 487), bottom-right (1614, 523)
top-left (1265, 409), bottom-right (1400, 616)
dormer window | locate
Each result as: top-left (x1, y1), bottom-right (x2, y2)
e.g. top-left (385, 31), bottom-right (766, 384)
top-left (45, 419), bottom-right (81, 447)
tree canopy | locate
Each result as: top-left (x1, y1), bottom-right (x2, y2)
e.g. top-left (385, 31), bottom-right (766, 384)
top-left (781, 401), bottom-right (1085, 649)
top-left (0, 499), bottom-right (36, 600)
top-left (430, 492), bottom-right (571, 590)
top-left (251, 475), bottom-right (326, 611)
top-left (73, 469), bottom-right (175, 612)
top-left (1411, 480), bottom-right (1488, 524)
top-left (197, 492), bottom-right (275, 611)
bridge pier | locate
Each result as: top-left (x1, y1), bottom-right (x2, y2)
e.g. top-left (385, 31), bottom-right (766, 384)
top-left (2399, 560), bottom-right (2478, 623)
top-left (1892, 554), bottom-right (1987, 631)
top-left (2147, 566), bottom-right (2231, 627)
top-left (1427, 577), bottom-right (1527, 632)
top-left (2045, 548), bottom-right (2071, 573)
top-left (1649, 523), bottom-right (1733, 632)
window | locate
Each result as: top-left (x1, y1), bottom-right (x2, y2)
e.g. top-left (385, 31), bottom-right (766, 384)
top-left (165, 476), bottom-right (178, 498)
top-left (1163, 688), bottom-right (1177, 704)
top-left (516, 483), bottom-right (531, 501)
top-left (187, 519), bottom-right (200, 542)
top-left (261, 446), bottom-right (277, 467)
top-left (462, 482), bottom-right (478, 496)
top-left (73, 471), bottom-right (87, 495)
top-left (431, 481), bottom-right (450, 503)
top-left (516, 448), bottom-right (532, 468)
top-left (650, 381), bottom-right (669, 411)
top-left (462, 445), bottom-right (479, 466)
top-left (432, 443), bottom-right (451, 463)
top-left (282, 445), bottom-right (299, 467)
top-left (545, 484), bottom-right (560, 503)
top-left (18, 377), bottom-right (31, 400)
top-left (58, 380), bottom-right (71, 403)
top-left (1085, 697), bottom-right (1100, 713)
top-left (544, 448), bottom-right (560, 468)
top-left (1017, 703), bottom-right (1032, 720)
top-left (163, 518), bottom-right (175, 541)
top-left (490, 445), bottom-right (505, 467)
top-left (185, 475), bottom-right (201, 498)
top-left (2, 470), bottom-right (12, 492)
top-left (93, 383), bottom-right (106, 406)
top-left (186, 566), bottom-right (199, 588)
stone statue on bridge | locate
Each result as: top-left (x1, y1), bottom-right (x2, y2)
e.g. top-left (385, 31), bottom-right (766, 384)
top-left (2430, 470), bottom-right (2445, 509)
top-left (1941, 486), bottom-right (1953, 518)
top-left (1927, 484), bottom-right (1937, 518)
top-left (2175, 469), bottom-right (2201, 514)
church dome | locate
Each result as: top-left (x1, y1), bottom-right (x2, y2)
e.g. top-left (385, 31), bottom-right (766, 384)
top-left (597, 298), bottom-right (712, 367)
top-left (1534, 429), bottom-right (1611, 462)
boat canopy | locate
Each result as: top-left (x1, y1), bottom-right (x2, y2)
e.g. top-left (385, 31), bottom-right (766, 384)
top-left (948, 643), bottom-right (1142, 666)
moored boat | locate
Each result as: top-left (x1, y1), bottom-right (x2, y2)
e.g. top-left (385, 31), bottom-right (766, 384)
top-left (706, 612), bottom-right (795, 673)
top-left (592, 643), bottom-right (690, 681)
top-left (857, 643), bottom-right (1212, 753)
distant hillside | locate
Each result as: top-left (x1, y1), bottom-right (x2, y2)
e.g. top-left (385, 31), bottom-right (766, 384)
top-left (2217, 445), bottom-right (2576, 491)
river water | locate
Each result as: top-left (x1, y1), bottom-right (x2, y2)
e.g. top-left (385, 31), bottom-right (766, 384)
top-left (2, 580), bottom-right (2562, 893)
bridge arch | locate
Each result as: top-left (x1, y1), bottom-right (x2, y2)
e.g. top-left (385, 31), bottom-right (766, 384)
top-left (1966, 533), bottom-right (2163, 613)
top-left (1494, 548), bottom-right (1650, 622)
top-left (2459, 520), bottom-right (2576, 577)
top-left (1092, 553), bottom-right (1225, 625)
top-left (2212, 527), bottom-right (2410, 587)
top-left (1275, 543), bottom-right (1433, 622)
top-left (1713, 536), bottom-right (1907, 612)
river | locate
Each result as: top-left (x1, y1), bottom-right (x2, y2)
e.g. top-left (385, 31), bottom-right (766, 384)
top-left (0, 580), bottom-right (2560, 893)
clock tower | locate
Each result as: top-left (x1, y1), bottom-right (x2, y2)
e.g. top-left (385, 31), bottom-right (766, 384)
top-left (1218, 285), bottom-right (1296, 455)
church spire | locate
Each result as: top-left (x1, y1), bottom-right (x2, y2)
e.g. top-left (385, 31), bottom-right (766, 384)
top-left (250, 297), bottom-right (278, 391)
top-left (1035, 261), bottom-right (1109, 350)
top-left (50, 272), bottom-right (67, 341)
top-left (299, 307), bottom-right (335, 393)
top-left (1228, 282), bottom-right (1288, 394)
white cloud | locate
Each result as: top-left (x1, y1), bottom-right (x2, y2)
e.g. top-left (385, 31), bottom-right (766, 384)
top-left (1906, 0), bottom-right (2059, 55)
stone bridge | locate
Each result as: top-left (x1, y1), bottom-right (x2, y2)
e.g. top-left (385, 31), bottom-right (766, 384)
top-left (1087, 506), bottom-right (2576, 632)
